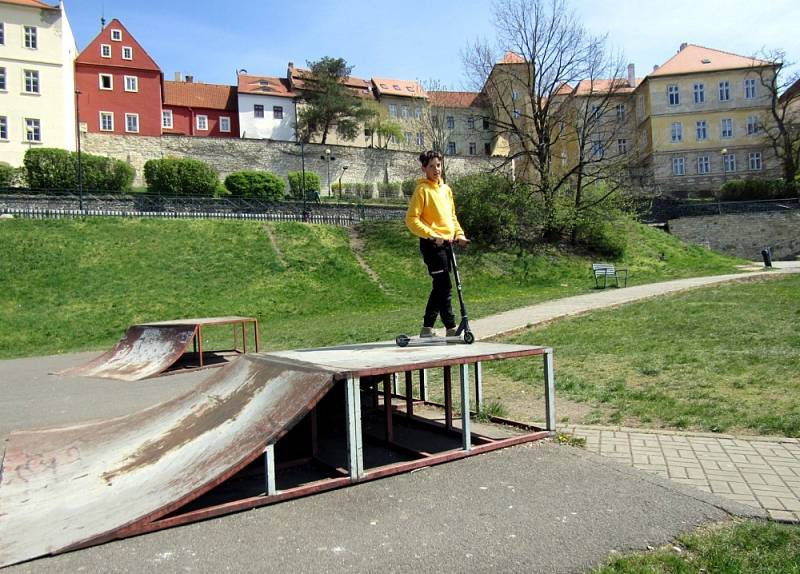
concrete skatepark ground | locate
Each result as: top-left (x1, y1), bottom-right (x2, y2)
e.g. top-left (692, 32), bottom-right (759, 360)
top-left (2, 264), bottom-right (797, 572)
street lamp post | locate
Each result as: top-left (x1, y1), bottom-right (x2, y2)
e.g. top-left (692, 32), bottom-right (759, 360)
top-left (338, 165), bottom-right (348, 202)
top-left (75, 90), bottom-right (84, 211)
top-left (300, 141), bottom-right (309, 222)
top-left (320, 148), bottom-right (336, 197)
top-left (719, 148), bottom-right (728, 215)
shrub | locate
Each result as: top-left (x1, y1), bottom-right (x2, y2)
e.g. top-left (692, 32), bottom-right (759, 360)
top-left (0, 162), bottom-right (26, 187)
top-left (402, 178), bottom-right (418, 197)
top-left (224, 170), bottom-right (285, 200)
top-left (377, 181), bottom-right (401, 197)
top-left (24, 148), bottom-right (133, 191)
top-left (720, 179), bottom-right (798, 201)
top-left (452, 173), bottom-right (522, 247)
top-left (287, 171), bottom-right (321, 199)
top-left (144, 157), bottom-right (219, 196)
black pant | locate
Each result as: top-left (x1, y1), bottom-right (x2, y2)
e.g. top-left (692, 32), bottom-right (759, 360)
top-left (420, 239), bottom-right (456, 329)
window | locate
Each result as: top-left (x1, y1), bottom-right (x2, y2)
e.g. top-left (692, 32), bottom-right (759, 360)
top-left (672, 157), bottom-right (685, 176)
top-left (125, 113), bottom-right (139, 133)
top-left (404, 132), bottom-right (412, 144)
top-left (0, 23), bottom-right (4, 45)
top-left (592, 140), bottom-right (604, 158)
top-left (483, 117), bottom-right (490, 130)
top-left (196, 115), bottom-right (208, 131)
top-left (744, 78), bottom-right (757, 99)
top-left (616, 104), bottom-right (625, 121)
top-left (467, 117), bottom-right (475, 129)
top-left (24, 70), bottom-right (39, 94)
top-left (388, 104), bottom-right (397, 118)
top-left (416, 132), bottom-right (424, 146)
top-left (719, 80), bottom-right (730, 101)
top-left (162, 110), bottom-right (173, 129)
top-left (512, 109), bottom-right (521, 119)
top-left (111, 29), bottom-right (122, 41)
top-left (25, 118), bottom-right (41, 142)
top-left (122, 46), bottom-right (133, 60)
top-left (415, 107), bottom-right (422, 120)
top-left (400, 106), bottom-right (408, 119)
top-left (124, 76), bottom-right (138, 92)
top-left (618, 139), bottom-right (627, 154)
top-left (101, 44), bottom-right (111, 58)
top-left (446, 116), bottom-right (455, 129)
top-left (469, 142), bottom-right (477, 155)
top-left (99, 111), bottom-right (114, 132)
top-left (0, 116), bottom-right (7, 140)
top-left (99, 74), bottom-right (113, 90)
top-left (693, 83), bottom-right (705, 104)
top-left (671, 122), bottom-right (682, 143)
top-left (746, 115), bottom-right (759, 135)
top-left (723, 153), bottom-right (736, 173)
top-left (667, 84), bottom-right (680, 105)
top-left (696, 120), bottom-right (707, 141)
top-left (697, 155), bottom-right (710, 174)
top-left (24, 26), bottom-right (37, 49)
top-left (432, 115), bottom-right (439, 127)
top-left (220, 117), bottom-right (231, 132)
top-left (273, 106), bottom-right (283, 119)
top-left (254, 104), bottom-right (264, 118)
top-left (748, 152), bottom-right (762, 170)
top-left (511, 90), bottom-right (519, 101)
top-left (484, 142), bottom-right (491, 155)
top-left (447, 141), bottom-right (456, 155)
top-left (0, 67), bottom-right (5, 91)
top-left (721, 118), bottom-right (733, 138)
top-left (590, 105), bottom-right (601, 119)
top-left (637, 94), bottom-right (645, 120)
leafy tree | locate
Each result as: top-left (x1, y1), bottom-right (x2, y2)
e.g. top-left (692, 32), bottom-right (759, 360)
top-left (295, 57), bottom-right (377, 144)
top-left (364, 102), bottom-right (404, 149)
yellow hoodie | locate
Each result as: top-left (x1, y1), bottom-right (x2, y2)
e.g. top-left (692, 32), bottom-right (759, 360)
top-left (405, 178), bottom-right (465, 240)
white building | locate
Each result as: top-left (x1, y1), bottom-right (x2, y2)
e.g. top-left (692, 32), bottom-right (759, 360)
top-left (0, 0), bottom-right (77, 167)
top-left (237, 73), bottom-right (297, 142)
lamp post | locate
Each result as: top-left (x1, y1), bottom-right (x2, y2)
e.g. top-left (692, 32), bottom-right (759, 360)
top-left (718, 147), bottom-right (727, 215)
top-left (300, 140), bottom-right (309, 221)
top-left (338, 165), bottom-right (348, 201)
top-left (320, 147), bottom-right (336, 197)
top-left (75, 90), bottom-right (84, 211)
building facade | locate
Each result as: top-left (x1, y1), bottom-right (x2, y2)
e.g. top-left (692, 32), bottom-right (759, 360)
top-left (74, 19), bottom-right (162, 137)
top-left (237, 73), bottom-right (296, 141)
top-left (426, 91), bottom-right (494, 157)
top-left (0, 0), bottom-right (76, 166)
top-left (163, 76), bottom-right (238, 138)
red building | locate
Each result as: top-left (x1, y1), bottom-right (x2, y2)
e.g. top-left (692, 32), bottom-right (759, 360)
top-left (75, 19), bottom-right (162, 136)
top-left (162, 77), bottom-right (239, 138)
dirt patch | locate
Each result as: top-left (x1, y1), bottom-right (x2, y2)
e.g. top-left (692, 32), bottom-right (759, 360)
top-left (262, 225), bottom-right (285, 266)
top-left (348, 227), bottom-right (388, 292)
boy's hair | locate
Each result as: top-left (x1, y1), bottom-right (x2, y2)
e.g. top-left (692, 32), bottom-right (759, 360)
top-left (419, 150), bottom-right (443, 167)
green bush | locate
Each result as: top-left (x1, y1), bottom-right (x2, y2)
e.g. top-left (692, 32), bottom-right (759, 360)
top-left (0, 162), bottom-right (26, 187)
top-left (144, 158), bottom-right (219, 196)
top-left (24, 148), bottom-right (133, 191)
top-left (452, 173), bottom-right (521, 247)
top-left (224, 170), bottom-right (285, 200)
top-left (402, 178), bottom-right (418, 197)
top-left (720, 179), bottom-right (798, 201)
top-left (377, 181), bottom-right (401, 197)
top-left (287, 171), bottom-right (321, 199)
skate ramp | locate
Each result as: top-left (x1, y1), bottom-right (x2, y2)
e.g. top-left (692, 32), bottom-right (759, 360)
top-left (0, 354), bottom-right (337, 568)
top-left (59, 317), bottom-right (258, 381)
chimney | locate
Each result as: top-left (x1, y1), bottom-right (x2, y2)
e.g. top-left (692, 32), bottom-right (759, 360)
top-left (679, 42), bottom-right (688, 52)
top-left (174, 72), bottom-right (181, 82)
top-left (185, 75), bottom-right (194, 83)
top-left (627, 63), bottom-right (636, 88)
top-left (653, 64), bottom-right (660, 72)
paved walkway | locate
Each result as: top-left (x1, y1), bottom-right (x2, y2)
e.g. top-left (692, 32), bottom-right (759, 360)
top-left (472, 261), bottom-right (800, 523)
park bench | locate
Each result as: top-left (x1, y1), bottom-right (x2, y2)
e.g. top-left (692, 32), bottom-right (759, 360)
top-left (592, 263), bottom-right (628, 288)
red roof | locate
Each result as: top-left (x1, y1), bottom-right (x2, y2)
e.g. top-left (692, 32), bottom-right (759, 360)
top-left (372, 78), bottom-right (427, 99)
top-left (572, 78), bottom-right (640, 96)
top-left (428, 91), bottom-right (487, 108)
top-left (288, 63), bottom-right (374, 98)
top-left (75, 18), bottom-right (161, 72)
top-left (649, 44), bottom-right (772, 77)
top-left (163, 81), bottom-right (237, 111)
top-left (499, 51), bottom-right (525, 64)
top-left (237, 74), bottom-right (296, 98)
top-left (0, 0), bottom-right (58, 9)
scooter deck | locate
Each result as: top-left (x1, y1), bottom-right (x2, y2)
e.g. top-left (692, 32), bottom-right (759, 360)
top-left (395, 334), bottom-right (472, 347)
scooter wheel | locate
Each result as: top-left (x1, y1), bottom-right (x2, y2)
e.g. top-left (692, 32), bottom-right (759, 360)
top-left (463, 331), bottom-right (475, 344)
top-left (395, 334), bottom-right (410, 347)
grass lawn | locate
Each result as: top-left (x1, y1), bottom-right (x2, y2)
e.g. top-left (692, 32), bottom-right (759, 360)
top-left (593, 520), bottom-right (800, 574)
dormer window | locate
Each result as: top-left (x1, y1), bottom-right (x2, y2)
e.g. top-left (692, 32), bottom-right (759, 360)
top-left (393, 84), bottom-right (401, 91)
top-left (101, 44), bottom-right (111, 58)
top-left (110, 29), bottom-right (122, 42)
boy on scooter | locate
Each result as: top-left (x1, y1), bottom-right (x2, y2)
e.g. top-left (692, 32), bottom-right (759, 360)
top-left (405, 150), bottom-right (469, 338)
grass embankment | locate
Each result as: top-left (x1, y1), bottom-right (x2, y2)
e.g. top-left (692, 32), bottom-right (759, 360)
top-left (594, 520), bottom-right (800, 574)
top-left (0, 218), bottom-right (743, 359)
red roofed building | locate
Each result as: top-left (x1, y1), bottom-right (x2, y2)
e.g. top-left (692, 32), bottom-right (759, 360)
top-left (75, 19), bottom-right (162, 136)
top-left (163, 76), bottom-right (238, 138)
top-left (428, 91), bottom-right (494, 156)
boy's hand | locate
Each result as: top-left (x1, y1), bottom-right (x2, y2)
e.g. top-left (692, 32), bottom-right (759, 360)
top-left (433, 237), bottom-right (445, 246)
top-left (456, 236), bottom-right (470, 247)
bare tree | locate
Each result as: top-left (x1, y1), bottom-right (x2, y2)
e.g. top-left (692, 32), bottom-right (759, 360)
top-left (462, 0), bottom-right (632, 241)
top-left (754, 50), bottom-right (800, 183)
top-left (413, 79), bottom-right (457, 155)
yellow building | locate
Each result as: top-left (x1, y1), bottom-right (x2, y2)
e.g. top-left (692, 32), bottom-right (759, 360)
top-left (632, 44), bottom-right (779, 195)
top-left (425, 91), bottom-right (493, 157)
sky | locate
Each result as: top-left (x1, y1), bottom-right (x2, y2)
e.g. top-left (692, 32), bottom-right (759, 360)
top-left (64, 0), bottom-right (800, 89)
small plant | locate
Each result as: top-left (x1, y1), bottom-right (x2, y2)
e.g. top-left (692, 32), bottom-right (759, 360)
top-left (475, 400), bottom-right (509, 422)
top-left (555, 433), bottom-right (586, 448)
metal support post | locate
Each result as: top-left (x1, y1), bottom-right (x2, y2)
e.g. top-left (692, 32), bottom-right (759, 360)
top-left (264, 444), bottom-right (277, 496)
top-left (474, 362), bottom-right (483, 413)
top-left (543, 348), bottom-right (556, 431)
top-left (459, 363), bottom-right (471, 451)
top-left (345, 376), bottom-right (364, 479)
top-left (404, 371), bottom-right (414, 418)
top-left (443, 366), bottom-right (452, 430)
top-left (419, 369), bottom-right (428, 401)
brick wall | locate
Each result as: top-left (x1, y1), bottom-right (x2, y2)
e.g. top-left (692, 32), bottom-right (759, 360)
top-left (668, 211), bottom-right (800, 260)
top-left (82, 134), bottom-right (502, 190)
